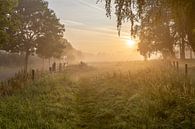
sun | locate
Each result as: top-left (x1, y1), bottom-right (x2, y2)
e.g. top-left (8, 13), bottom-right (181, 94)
top-left (127, 39), bottom-right (136, 47)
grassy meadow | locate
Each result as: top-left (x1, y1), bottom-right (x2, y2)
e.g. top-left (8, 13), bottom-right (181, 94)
top-left (0, 61), bottom-right (195, 129)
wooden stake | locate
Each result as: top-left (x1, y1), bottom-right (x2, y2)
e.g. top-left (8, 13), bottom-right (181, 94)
top-left (185, 64), bottom-right (188, 76)
top-left (176, 61), bottom-right (179, 71)
top-left (32, 69), bottom-right (35, 81)
top-left (49, 67), bottom-right (52, 73)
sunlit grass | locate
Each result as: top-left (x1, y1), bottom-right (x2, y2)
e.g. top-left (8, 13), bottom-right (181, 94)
top-left (0, 61), bottom-right (194, 129)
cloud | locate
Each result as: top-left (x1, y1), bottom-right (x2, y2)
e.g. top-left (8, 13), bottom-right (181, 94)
top-left (60, 20), bottom-right (131, 41)
top-left (61, 20), bottom-right (85, 26)
top-left (67, 24), bottom-right (130, 38)
top-left (76, 0), bottom-right (105, 12)
top-left (69, 26), bottom-right (117, 37)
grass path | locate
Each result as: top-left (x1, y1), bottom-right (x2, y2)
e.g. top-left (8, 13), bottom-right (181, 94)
top-left (75, 81), bottom-right (99, 129)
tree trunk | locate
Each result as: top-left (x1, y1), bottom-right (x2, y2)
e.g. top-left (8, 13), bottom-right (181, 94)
top-left (24, 51), bottom-right (30, 73)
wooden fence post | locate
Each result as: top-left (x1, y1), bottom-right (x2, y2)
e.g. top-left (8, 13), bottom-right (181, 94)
top-left (49, 67), bottom-right (52, 73)
top-left (52, 62), bottom-right (56, 72)
top-left (185, 64), bottom-right (188, 77)
top-left (176, 61), bottom-right (179, 71)
top-left (32, 69), bottom-right (35, 81)
top-left (173, 61), bottom-right (175, 68)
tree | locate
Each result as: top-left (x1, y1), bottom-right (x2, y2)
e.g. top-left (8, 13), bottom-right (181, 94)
top-left (0, 0), bottom-right (17, 47)
top-left (100, 0), bottom-right (145, 36)
top-left (101, 0), bottom-right (195, 60)
top-left (170, 0), bottom-right (195, 59)
top-left (137, 1), bottom-right (176, 60)
top-left (36, 7), bottom-right (65, 67)
top-left (3, 0), bottom-right (65, 72)
top-left (36, 35), bottom-right (66, 68)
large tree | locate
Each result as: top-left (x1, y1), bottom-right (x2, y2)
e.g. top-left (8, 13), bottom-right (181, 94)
top-left (101, 0), bottom-right (195, 60)
top-left (3, 0), bottom-right (65, 72)
top-left (36, 7), bottom-right (66, 66)
top-left (137, 0), bottom-right (176, 59)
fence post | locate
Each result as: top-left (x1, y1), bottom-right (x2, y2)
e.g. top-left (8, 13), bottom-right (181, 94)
top-left (49, 67), bottom-right (52, 73)
top-left (32, 69), bottom-right (35, 81)
top-left (176, 61), bottom-right (179, 71)
top-left (185, 64), bottom-right (188, 77)
top-left (173, 61), bottom-right (175, 68)
top-left (52, 62), bottom-right (56, 72)
top-left (59, 63), bottom-right (62, 72)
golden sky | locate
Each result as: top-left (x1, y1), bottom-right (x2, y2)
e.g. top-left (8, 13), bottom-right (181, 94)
top-left (46, 0), bottom-right (143, 61)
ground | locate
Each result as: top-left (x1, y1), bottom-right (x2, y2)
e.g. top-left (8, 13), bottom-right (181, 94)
top-left (0, 61), bottom-right (195, 129)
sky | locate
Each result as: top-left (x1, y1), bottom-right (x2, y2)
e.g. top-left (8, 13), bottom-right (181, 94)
top-left (46, 0), bottom-right (143, 61)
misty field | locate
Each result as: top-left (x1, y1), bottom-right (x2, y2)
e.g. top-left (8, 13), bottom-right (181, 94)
top-left (0, 61), bottom-right (195, 129)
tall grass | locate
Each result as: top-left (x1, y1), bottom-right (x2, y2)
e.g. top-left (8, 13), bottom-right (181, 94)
top-left (74, 66), bottom-right (195, 129)
top-left (0, 62), bottom-right (194, 129)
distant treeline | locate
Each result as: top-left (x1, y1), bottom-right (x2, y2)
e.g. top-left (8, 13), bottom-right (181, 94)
top-left (0, 40), bottom-right (84, 67)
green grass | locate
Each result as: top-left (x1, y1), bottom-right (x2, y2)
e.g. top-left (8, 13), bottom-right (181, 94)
top-left (0, 62), bottom-right (195, 129)
top-left (0, 74), bottom-right (78, 129)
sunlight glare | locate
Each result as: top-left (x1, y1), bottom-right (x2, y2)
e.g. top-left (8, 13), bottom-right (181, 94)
top-left (127, 39), bottom-right (136, 47)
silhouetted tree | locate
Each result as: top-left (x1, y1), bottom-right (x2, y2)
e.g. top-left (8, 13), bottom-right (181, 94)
top-left (101, 0), bottom-right (195, 60)
top-left (3, 0), bottom-right (65, 72)
top-left (137, 2), bottom-right (175, 60)
top-left (36, 36), bottom-right (66, 66)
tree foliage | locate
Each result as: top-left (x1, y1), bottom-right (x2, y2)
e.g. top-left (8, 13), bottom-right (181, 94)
top-left (36, 36), bottom-right (66, 59)
top-left (101, 0), bottom-right (195, 59)
top-left (1, 0), bottom-right (65, 71)
top-left (0, 0), bottom-right (17, 46)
